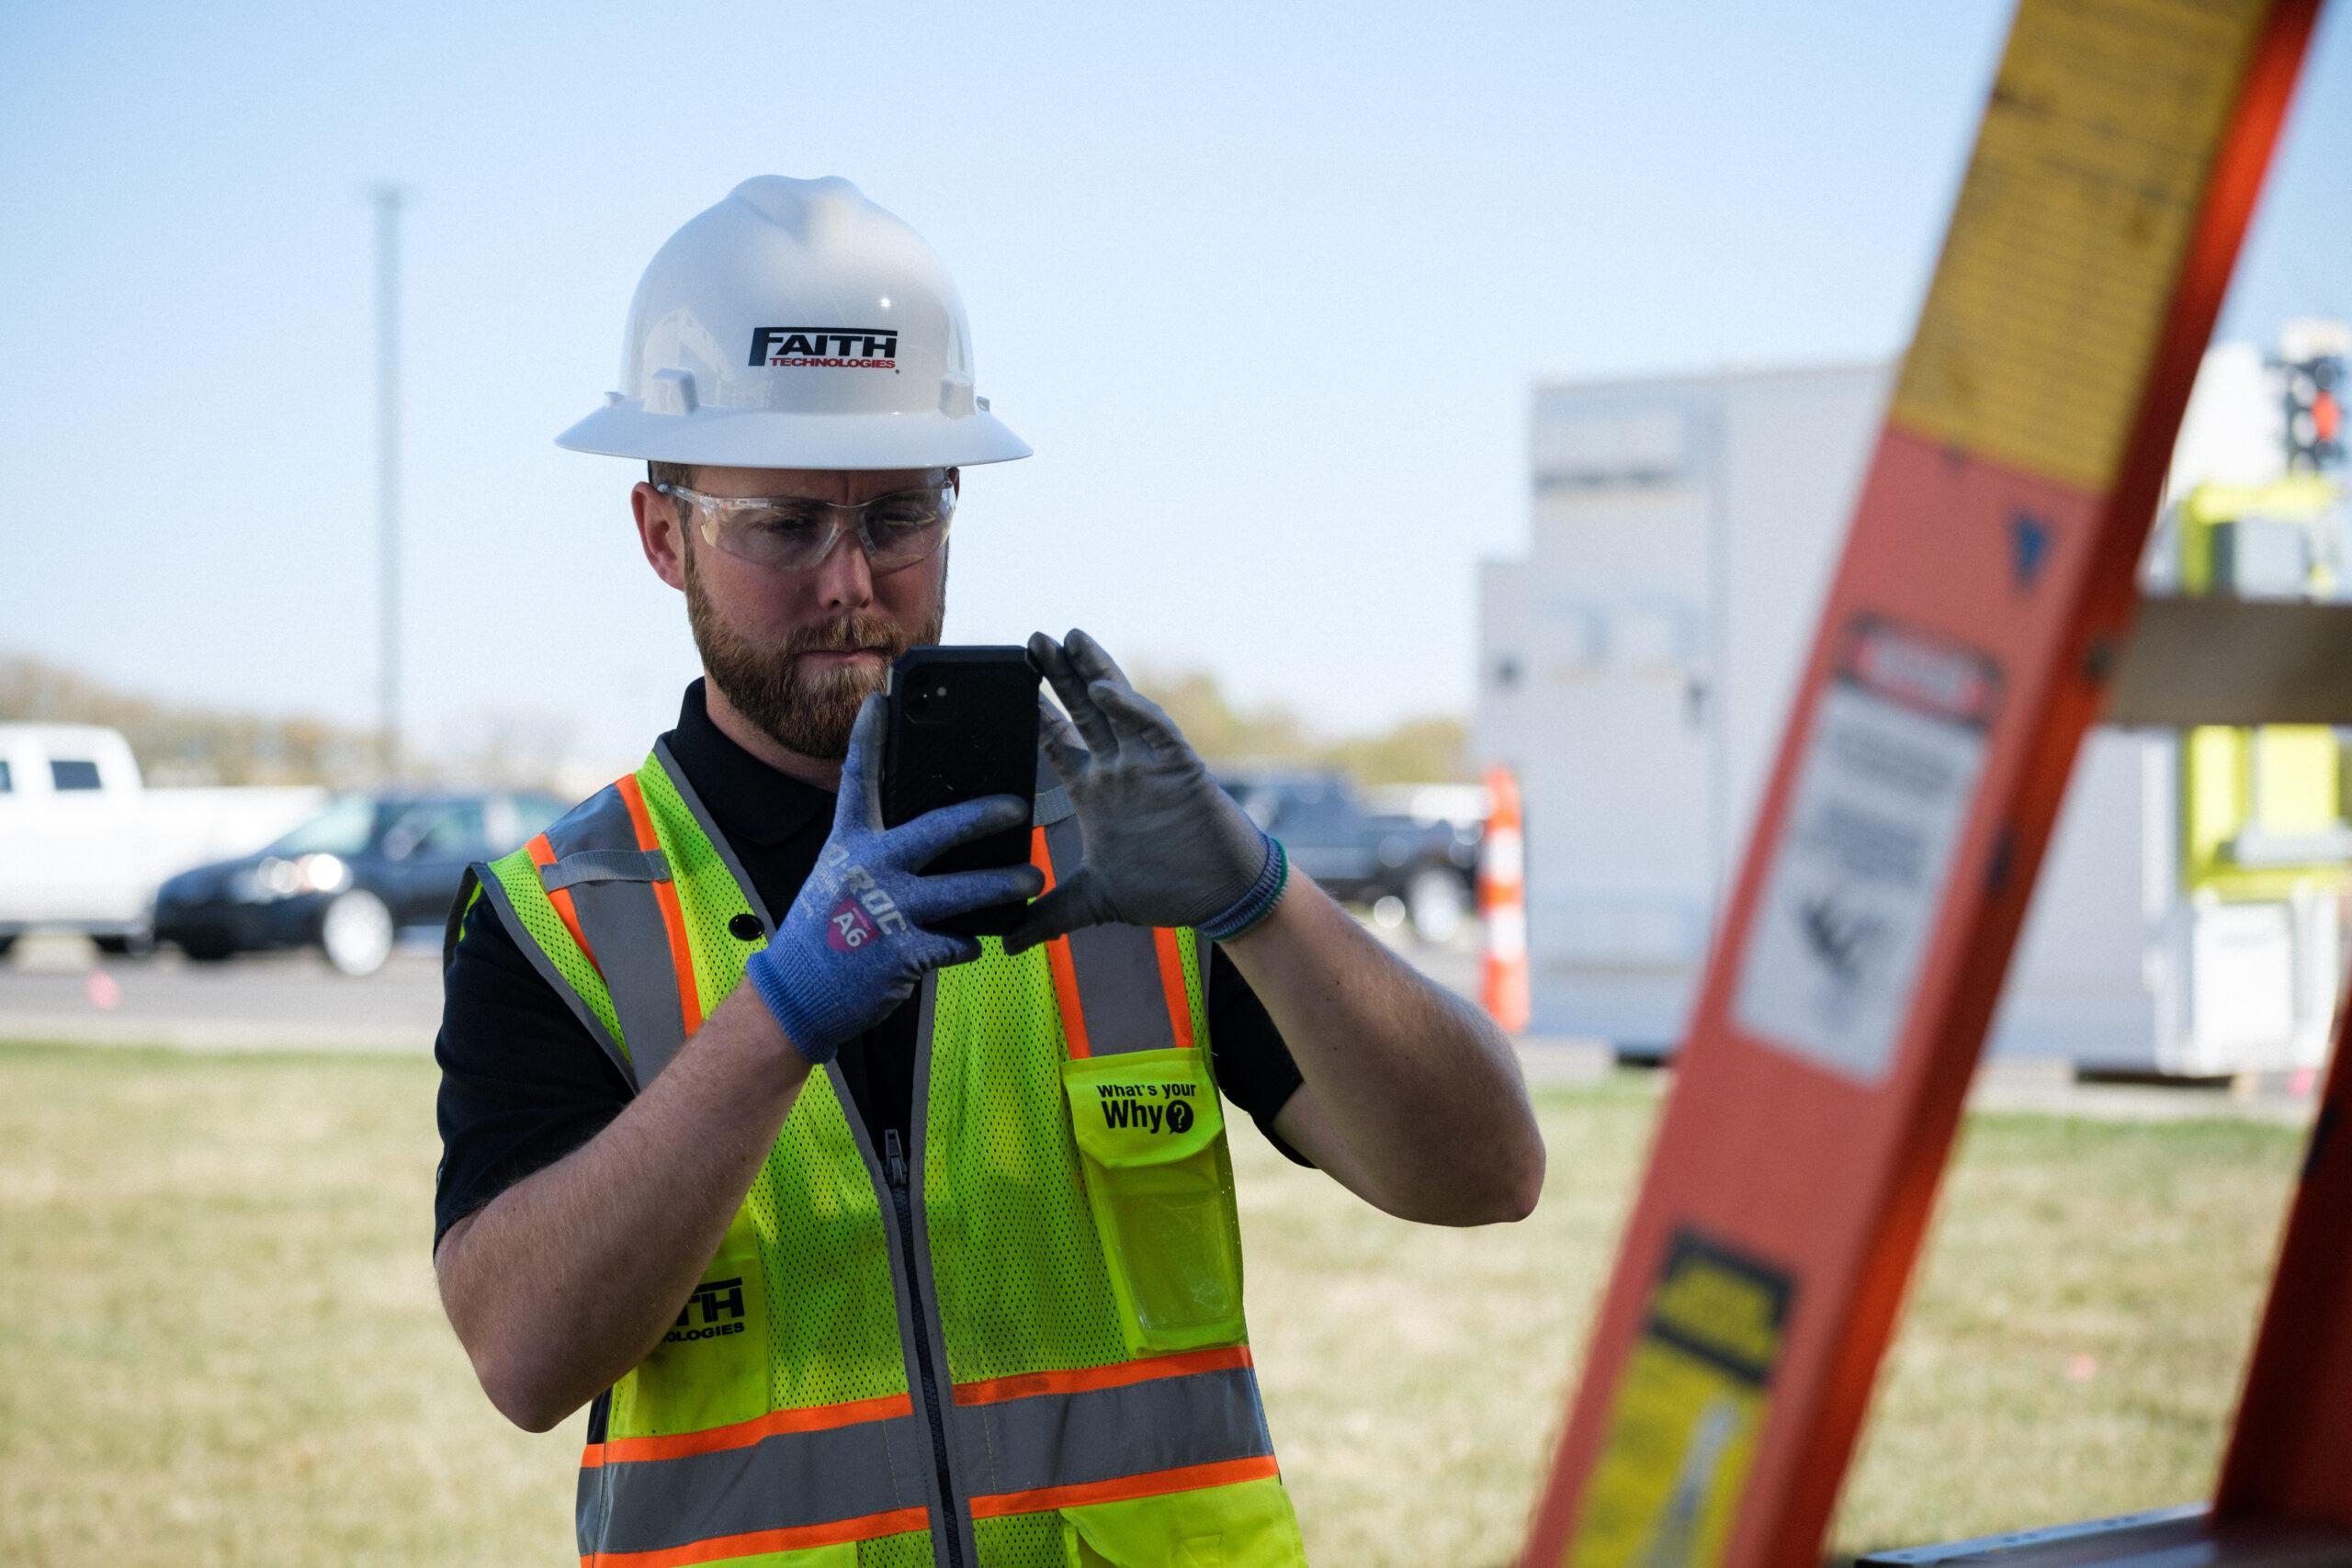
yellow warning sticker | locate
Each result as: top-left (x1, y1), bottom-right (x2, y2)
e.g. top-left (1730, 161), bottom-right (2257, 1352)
top-left (1889, 0), bottom-right (2269, 494)
top-left (1565, 1232), bottom-right (1793, 1568)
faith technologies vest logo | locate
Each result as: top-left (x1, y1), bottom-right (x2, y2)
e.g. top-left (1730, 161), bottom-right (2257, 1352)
top-left (750, 326), bottom-right (899, 370)
top-left (665, 1277), bottom-right (748, 1345)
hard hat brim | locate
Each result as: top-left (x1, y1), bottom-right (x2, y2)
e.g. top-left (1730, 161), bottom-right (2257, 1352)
top-left (554, 402), bottom-right (1032, 471)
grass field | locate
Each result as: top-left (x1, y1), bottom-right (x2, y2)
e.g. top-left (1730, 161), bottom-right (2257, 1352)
top-left (0, 1042), bottom-right (2304, 1566)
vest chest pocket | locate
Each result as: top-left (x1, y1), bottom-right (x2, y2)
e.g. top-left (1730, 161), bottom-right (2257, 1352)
top-left (614, 1224), bottom-right (771, 1437)
top-left (1062, 1047), bottom-right (1244, 1355)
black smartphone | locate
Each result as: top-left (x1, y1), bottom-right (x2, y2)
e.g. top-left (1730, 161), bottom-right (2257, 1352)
top-left (881, 645), bottom-right (1041, 938)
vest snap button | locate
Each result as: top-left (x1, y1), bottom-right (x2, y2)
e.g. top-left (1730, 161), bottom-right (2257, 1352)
top-left (729, 913), bottom-right (763, 942)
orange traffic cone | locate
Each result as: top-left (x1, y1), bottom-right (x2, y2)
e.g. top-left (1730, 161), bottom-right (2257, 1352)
top-left (1480, 763), bottom-right (1531, 1033)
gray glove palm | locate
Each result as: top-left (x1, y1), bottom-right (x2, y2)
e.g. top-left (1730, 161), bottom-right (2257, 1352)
top-left (1004, 629), bottom-right (1283, 956)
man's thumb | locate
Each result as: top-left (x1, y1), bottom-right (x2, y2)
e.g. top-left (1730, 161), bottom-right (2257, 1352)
top-left (1002, 869), bottom-right (1112, 955)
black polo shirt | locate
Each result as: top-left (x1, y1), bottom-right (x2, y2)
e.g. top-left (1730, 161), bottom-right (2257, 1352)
top-left (432, 680), bottom-right (1309, 1248)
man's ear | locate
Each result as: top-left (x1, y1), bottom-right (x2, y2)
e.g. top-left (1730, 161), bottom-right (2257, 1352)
top-left (631, 482), bottom-right (689, 592)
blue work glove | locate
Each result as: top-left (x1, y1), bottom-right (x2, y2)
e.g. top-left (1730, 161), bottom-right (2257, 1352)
top-left (745, 694), bottom-right (1044, 1065)
top-left (1004, 628), bottom-right (1286, 956)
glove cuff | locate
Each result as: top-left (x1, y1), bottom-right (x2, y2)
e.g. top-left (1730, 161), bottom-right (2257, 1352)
top-left (743, 942), bottom-right (843, 1066)
top-left (1198, 832), bottom-right (1288, 943)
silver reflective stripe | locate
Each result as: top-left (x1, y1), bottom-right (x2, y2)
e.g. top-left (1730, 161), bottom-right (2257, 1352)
top-left (571, 878), bottom-right (688, 1087)
top-left (952, 1364), bottom-right (1273, 1502)
top-left (907, 977), bottom-right (983, 1568)
top-left (654, 739), bottom-right (775, 933)
top-left (541, 847), bottom-right (672, 892)
top-left (590, 1412), bottom-right (932, 1556)
top-left (1064, 921), bottom-right (1178, 1056)
top-left (547, 784), bottom-right (641, 862)
top-left (1034, 750), bottom-right (1074, 827)
top-left (576, 1464), bottom-right (607, 1561)
top-left (1041, 815), bottom-right (1182, 1057)
top-left (474, 863), bottom-right (637, 1094)
top-left (544, 783), bottom-right (689, 1089)
top-left (1032, 784), bottom-right (1073, 827)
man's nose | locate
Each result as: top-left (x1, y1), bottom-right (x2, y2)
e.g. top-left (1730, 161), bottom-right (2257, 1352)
top-left (808, 529), bottom-right (875, 609)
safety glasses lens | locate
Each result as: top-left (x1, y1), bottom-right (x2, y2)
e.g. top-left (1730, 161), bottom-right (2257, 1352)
top-left (693, 483), bottom-right (954, 573)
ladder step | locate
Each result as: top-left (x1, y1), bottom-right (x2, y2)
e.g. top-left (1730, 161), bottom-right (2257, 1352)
top-left (2105, 597), bottom-right (2352, 727)
top-left (1858, 1505), bottom-right (2352, 1566)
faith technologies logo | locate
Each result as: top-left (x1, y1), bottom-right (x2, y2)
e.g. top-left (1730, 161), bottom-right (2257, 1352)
top-left (664, 1277), bottom-right (748, 1346)
top-left (750, 327), bottom-right (899, 369)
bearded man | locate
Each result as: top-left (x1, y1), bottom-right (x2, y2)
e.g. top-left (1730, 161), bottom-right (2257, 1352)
top-left (430, 175), bottom-right (1544, 1568)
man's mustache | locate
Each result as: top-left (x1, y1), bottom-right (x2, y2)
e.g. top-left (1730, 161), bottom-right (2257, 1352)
top-left (780, 617), bottom-right (908, 659)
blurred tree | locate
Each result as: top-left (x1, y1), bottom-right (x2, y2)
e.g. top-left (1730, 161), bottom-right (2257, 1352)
top-left (2, 652), bottom-right (1468, 791)
top-left (1130, 664), bottom-right (1468, 784)
top-left (0, 653), bottom-right (382, 786)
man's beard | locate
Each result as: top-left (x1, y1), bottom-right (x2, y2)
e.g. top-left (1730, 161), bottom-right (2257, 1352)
top-left (684, 544), bottom-right (944, 760)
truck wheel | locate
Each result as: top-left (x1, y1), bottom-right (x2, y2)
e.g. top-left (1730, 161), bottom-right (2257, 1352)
top-left (1406, 867), bottom-right (1468, 945)
top-left (321, 890), bottom-right (395, 977)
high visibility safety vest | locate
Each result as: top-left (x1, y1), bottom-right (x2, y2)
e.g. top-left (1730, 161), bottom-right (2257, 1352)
top-left (459, 738), bottom-right (1311, 1568)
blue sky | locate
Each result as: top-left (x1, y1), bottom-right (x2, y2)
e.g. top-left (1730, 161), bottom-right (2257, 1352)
top-left (4, 1), bottom-right (2346, 772)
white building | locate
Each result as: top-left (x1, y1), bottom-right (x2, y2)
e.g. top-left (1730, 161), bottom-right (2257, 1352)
top-left (1476, 348), bottom-right (2337, 1072)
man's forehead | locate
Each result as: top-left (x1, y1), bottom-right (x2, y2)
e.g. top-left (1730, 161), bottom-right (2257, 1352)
top-left (690, 465), bottom-right (950, 500)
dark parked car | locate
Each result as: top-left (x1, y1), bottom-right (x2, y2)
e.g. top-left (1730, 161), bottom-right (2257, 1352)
top-left (154, 790), bottom-right (566, 976)
top-left (1216, 769), bottom-right (1481, 942)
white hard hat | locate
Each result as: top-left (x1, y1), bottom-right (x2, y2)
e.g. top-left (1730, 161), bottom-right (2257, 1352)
top-left (556, 175), bottom-right (1030, 470)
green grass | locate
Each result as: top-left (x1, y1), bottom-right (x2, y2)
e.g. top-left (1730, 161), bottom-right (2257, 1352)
top-left (0, 1043), bottom-right (2305, 1566)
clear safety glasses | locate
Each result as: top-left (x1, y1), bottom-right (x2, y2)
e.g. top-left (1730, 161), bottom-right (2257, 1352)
top-left (657, 473), bottom-right (956, 575)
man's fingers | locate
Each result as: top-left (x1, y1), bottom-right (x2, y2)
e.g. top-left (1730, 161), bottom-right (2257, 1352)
top-left (1089, 679), bottom-right (1190, 759)
top-left (837, 694), bottom-right (888, 830)
top-left (906, 863), bottom-right (1046, 926)
top-left (923, 932), bottom-right (987, 971)
top-left (892, 792), bottom-right (1031, 862)
top-left (1062, 627), bottom-right (1133, 690)
top-left (1001, 867), bottom-right (1116, 954)
top-left (1037, 696), bottom-right (1091, 781)
top-left (1031, 632), bottom-right (1121, 761)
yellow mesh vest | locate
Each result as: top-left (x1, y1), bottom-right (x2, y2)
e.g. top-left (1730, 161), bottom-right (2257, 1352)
top-left (475, 749), bottom-right (1306, 1568)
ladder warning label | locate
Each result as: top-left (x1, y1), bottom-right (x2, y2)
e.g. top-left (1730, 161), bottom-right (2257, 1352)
top-left (1735, 620), bottom-right (2001, 1084)
top-left (1887, 0), bottom-right (2267, 494)
top-left (1566, 1231), bottom-right (1793, 1568)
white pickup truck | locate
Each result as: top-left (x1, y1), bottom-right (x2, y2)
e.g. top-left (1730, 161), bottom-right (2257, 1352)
top-left (0, 724), bottom-right (323, 954)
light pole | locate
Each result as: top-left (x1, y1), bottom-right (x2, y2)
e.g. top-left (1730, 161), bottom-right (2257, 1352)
top-left (370, 182), bottom-right (408, 782)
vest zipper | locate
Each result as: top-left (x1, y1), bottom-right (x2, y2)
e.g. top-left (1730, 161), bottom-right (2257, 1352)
top-left (884, 1128), bottom-right (966, 1568)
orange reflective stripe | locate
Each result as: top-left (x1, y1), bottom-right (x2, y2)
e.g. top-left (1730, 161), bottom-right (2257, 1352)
top-left (1031, 826), bottom-right (1091, 1058)
top-left (1152, 926), bottom-right (1195, 1052)
top-left (615, 773), bottom-right (703, 1038)
top-left (968, 1455), bottom-right (1280, 1520)
top-left (579, 1392), bottom-right (913, 1468)
top-left (582, 1506), bottom-right (930, 1567)
top-left (953, 1345), bottom-right (1251, 1407)
top-left (528, 833), bottom-right (598, 973)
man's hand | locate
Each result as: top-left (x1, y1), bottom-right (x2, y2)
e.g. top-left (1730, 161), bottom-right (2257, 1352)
top-left (747, 694), bottom-right (1044, 1061)
top-left (1006, 628), bottom-right (1283, 954)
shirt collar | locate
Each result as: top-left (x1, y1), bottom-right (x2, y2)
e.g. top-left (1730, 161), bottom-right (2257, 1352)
top-left (660, 679), bottom-right (832, 848)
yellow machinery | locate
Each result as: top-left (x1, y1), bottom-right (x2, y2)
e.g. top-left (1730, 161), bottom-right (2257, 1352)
top-left (2175, 477), bottom-right (2352, 904)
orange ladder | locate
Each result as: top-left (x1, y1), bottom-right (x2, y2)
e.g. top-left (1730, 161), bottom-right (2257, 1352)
top-left (1514, 1), bottom-right (2334, 1564)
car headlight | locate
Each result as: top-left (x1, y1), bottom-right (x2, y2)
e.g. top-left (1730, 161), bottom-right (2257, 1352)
top-left (238, 854), bottom-right (352, 901)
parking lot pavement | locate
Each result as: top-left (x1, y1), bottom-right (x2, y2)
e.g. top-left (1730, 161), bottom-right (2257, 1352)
top-left (0, 937), bottom-right (447, 1051)
top-left (0, 919), bottom-right (1499, 1056)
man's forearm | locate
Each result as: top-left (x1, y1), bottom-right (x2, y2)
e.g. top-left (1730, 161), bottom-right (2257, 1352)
top-left (1222, 874), bottom-right (1544, 1224)
top-left (435, 987), bottom-right (811, 1430)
